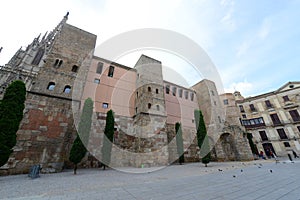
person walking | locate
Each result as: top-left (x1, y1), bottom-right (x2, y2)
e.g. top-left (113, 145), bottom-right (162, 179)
top-left (292, 150), bottom-right (299, 158)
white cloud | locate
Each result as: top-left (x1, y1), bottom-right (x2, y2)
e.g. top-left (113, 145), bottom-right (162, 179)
top-left (224, 80), bottom-right (254, 95)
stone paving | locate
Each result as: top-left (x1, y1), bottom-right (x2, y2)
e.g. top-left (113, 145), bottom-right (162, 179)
top-left (1, 158), bottom-right (300, 200)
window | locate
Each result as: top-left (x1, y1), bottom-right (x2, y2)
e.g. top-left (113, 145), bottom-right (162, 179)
top-left (156, 89), bottom-right (159, 94)
top-left (239, 105), bottom-right (245, 113)
top-left (289, 110), bottom-right (300, 122)
top-left (156, 105), bottom-right (160, 111)
top-left (102, 103), bottom-right (109, 109)
top-left (277, 128), bottom-right (288, 140)
top-left (148, 87), bottom-right (151, 92)
top-left (47, 82), bottom-right (55, 91)
top-left (242, 114), bottom-right (247, 118)
top-left (265, 100), bottom-right (272, 108)
top-left (72, 65), bottom-right (79, 72)
top-left (53, 59), bottom-right (63, 68)
top-left (136, 92), bottom-right (138, 98)
top-left (135, 107), bottom-right (138, 114)
top-left (218, 116), bottom-right (221, 123)
top-left (284, 142), bottom-right (290, 147)
top-left (214, 101), bottom-right (217, 106)
top-left (94, 78), bottom-right (100, 84)
top-left (108, 66), bottom-right (114, 77)
top-left (172, 87), bottom-right (177, 96)
top-left (190, 93), bottom-right (194, 101)
top-left (97, 62), bottom-right (103, 74)
top-left (249, 104), bottom-right (256, 112)
top-left (192, 119), bottom-right (195, 123)
top-left (211, 90), bottom-right (215, 96)
top-left (270, 113), bottom-right (281, 125)
top-left (259, 131), bottom-right (268, 141)
top-left (166, 85), bottom-right (170, 94)
top-left (58, 60), bottom-right (63, 67)
top-left (241, 117), bottom-right (265, 128)
top-left (223, 99), bottom-right (229, 105)
top-left (148, 103), bottom-right (152, 109)
top-left (179, 89), bottom-right (183, 98)
top-left (289, 85), bottom-right (294, 89)
top-left (184, 91), bottom-right (188, 99)
top-left (31, 49), bottom-right (44, 65)
top-left (63, 85), bottom-right (71, 94)
top-left (298, 126), bottom-right (300, 133)
top-left (283, 95), bottom-right (289, 102)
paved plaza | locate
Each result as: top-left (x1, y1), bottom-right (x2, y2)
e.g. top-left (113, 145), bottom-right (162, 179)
top-left (1, 159), bottom-right (300, 200)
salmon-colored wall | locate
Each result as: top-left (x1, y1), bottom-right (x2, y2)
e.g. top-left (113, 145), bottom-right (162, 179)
top-left (164, 83), bottom-right (199, 128)
top-left (82, 58), bottom-right (136, 117)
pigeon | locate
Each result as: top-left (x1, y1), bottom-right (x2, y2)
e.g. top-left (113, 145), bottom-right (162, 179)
top-left (218, 169), bottom-right (223, 172)
top-left (258, 166), bottom-right (261, 168)
top-left (270, 170), bottom-right (273, 173)
top-left (233, 175), bottom-right (236, 178)
top-left (241, 169), bottom-right (243, 172)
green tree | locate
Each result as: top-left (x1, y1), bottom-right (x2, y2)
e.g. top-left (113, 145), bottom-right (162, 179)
top-left (247, 132), bottom-right (258, 155)
top-left (69, 98), bottom-right (93, 174)
top-left (101, 109), bottom-right (114, 170)
top-left (175, 122), bottom-right (184, 165)
top-left (0, 80), bottom-right (26, 167)
top-left (194, 109), bottom-right (211, 167)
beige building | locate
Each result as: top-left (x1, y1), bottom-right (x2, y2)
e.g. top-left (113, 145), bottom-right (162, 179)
top-left (235, 82), bottom-right (300, 157)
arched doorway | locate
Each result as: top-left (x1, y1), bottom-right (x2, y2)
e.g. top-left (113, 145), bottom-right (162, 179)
top-left (220, 133), bottom-right (239, 161)
top-left (262, 143), bottom-right (276, 158)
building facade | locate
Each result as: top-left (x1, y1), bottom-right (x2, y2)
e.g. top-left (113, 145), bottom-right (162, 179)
top-left (235, 82), bottom-right (300, 157)
top-left (0, 14), bottom-right (252, 175)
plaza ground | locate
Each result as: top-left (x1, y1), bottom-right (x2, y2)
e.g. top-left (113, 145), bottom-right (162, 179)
top-left (1, 158), bottom-right (300, 200)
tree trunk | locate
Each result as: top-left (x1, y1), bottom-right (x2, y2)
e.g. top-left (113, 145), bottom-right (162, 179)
top-left (205, 163), bottom-right (207, 167)
top-left (74, 164), bottom-right (77, 174)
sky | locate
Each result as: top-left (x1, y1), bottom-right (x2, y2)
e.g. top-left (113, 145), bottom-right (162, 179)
top-left (0, 0), bottom-right (299, 97)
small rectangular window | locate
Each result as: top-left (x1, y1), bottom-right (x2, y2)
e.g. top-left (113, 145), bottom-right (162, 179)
top-left (102, 103), bottom-right (109, 109)
top-left (270, 113), bottom-right (281, 125)
top-left (223, 99), bottom-right (229, 105)
top-left (94, 78), bottom-right (100, 84)
top-left (249, 104), bottom-right (256, 112)
top-left (239, 105), bottom-right (245, 112)
top-left (166, 85), bottom-right (170, 94)
top-left (265, 100), bottom-right (272, 108)
top-left (97, 62), bottom-right (103, 74)
top-left (190, 93), bottom-right (194, 101)
top-left (184, 91), bottom-right (188, 99)
top-left (284, 142), bottom-right (290, 147)
top-left (283, 95), bottom-right (289, 102)
top-left (108, 66), bottom-right (114, 77)
top-left (289, 110), bottom-right (300, 122)
top-left (259, 131), bottom-right (268, 141)
top-left (211, 90), bottom-right (215, 96)
top-left (297, 126), bottom-right (300, 133)
top-left (179, 89), bottom-right (183, 98)
top-left (172, 87), bottom-right (177, 96)
top-left (277, 128), bottom-right (288, 140)
top-left (242, 114), bottom-right (246, 118)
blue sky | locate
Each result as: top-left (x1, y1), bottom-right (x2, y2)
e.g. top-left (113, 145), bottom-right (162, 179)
top-left (0, 0), bottom-right (299, 97)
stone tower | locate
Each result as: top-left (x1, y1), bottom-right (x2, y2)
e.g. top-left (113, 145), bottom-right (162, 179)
top-left (130, 55), bottom-right (169, 167)
top-left (0, 13), bottom-right (97, 174)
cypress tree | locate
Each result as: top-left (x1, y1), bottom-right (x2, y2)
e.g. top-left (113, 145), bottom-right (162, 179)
top-left (101, 109), bottom-right (114, 170)
top-left (175, 122), bottom-right (184, 165)
top-left (0, 80), bottom-right (26, 167)
top-left (194, 109), bottom-right (211, 167)
top-left (69, 98), bottom-right (93, 174)
top-left (247, 132), bottom-right (258, 155)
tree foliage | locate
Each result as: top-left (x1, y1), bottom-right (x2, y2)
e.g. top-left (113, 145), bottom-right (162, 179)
top-left (194, 109), bottom-right (211, 167)
top-left (246, 132), bottom-right (258, 155)
top-left (0, 80), bottom-right (26, 167)
top-left (175, 122), bottom-right (184, 164)
top-left (101, 109), bottom-right (114, 169)
top-left (69, 98), bottom-right (93, 174)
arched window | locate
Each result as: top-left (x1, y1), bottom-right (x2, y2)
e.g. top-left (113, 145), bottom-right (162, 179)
top-left (148, 87), bottom-right (151, 92)
top-left (72, 65), bottom-right (79, 72)
top-left (148, 103), bottom-right (152, 109)
top-left (63, 85), bottom-right (71, 94)
top-left (54, 59), bottom-right (59, 66)
top-left (47, 82), bottom-right (55, 91)
top-left (58, 60), bottom-right (63, 67)
top-left (156, 89), bottom-right (159, 94)
top-left (31, 49), bottom-right (44, 65)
